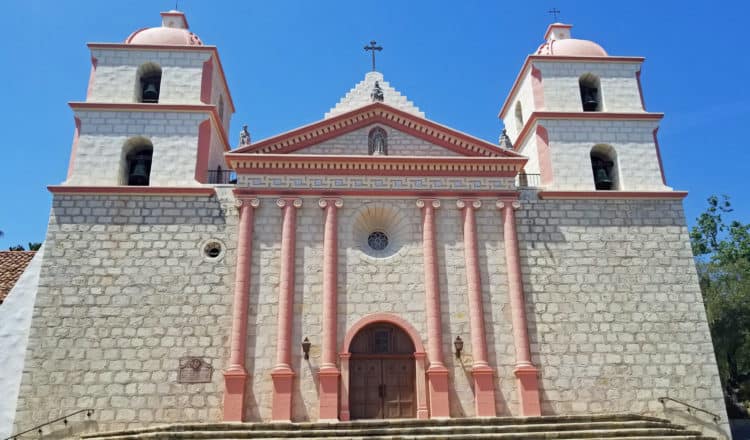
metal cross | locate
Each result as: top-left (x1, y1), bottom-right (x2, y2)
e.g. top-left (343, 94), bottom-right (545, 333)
top-left (548, 8), bottom-right (561, 21)
top-left (364, 40), bottom-right (383, 72)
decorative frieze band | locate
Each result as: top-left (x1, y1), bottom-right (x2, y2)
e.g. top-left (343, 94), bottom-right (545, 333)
top-left (240, 175), bottom-right (514, 192)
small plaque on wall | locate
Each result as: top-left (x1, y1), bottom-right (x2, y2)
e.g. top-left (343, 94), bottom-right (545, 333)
top-left (177, 357), bottom-right (213, 383)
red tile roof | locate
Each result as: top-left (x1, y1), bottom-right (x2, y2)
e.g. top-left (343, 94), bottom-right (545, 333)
top-left (0, 251), bottom-right (36, 304)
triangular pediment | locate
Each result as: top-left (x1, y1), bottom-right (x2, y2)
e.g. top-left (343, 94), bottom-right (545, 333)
top-left (232, 102), bottom-right (523, 158)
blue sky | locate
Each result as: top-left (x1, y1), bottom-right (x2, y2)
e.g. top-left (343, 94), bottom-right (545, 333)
top-left (1, 0), bottom-right (748, 249)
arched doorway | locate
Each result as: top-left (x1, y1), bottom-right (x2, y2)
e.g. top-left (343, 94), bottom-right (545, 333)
top-left (349, 323), bottom-right (415, 419)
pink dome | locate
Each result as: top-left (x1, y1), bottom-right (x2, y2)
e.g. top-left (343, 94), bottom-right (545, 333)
top-left (536, 38), bottom-right (607, 57)
top-left (126, 26), bottom-right (203, 46)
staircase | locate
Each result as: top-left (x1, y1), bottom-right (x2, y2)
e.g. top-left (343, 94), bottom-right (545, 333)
top-left (80, 414), bottom-right (716, 439)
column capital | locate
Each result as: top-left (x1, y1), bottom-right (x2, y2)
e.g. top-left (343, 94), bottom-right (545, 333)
top-left (416, 199), bottom-right (441, 209)
top-left (276, 197), bottom-right (302, 209)
top-left (456, 199), bottom-right (481, 210)
top-left (234, 197), bottom-right (260, 209)
top-left (496, 200), bottom-right (521, 210)
top-left (318, 198), bottom-right (343, 209)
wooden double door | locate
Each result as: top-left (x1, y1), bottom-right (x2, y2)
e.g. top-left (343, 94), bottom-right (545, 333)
top-left (349, 323), bottom-right (416, 419)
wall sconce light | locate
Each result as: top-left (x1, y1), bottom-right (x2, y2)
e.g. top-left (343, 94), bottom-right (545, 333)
top-left (454, 336), bottom-right (463, 358)
top-left (302, 337), bottom-right (311, 360)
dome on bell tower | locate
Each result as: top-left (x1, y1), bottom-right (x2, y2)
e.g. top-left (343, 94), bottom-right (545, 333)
top-left (534, 23), bottom-right (607, 57)
top-left (125, 10), bottom-right (203, 46)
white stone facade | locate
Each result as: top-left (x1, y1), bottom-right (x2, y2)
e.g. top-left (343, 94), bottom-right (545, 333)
top-left (325, 72), bottom-right (424, 119)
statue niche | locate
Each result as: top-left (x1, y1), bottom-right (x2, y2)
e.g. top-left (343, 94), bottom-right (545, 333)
top-left (368, 127), bottom-right (388, 155)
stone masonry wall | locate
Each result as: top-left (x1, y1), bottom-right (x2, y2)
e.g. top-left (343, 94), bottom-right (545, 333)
top-left (88, 49), bottom-right (211, 105)
top-left (517, 194), bottom-right (729, 437)
top-left (302, 124), bottom-right (461, 157)
top-left (14, 190), bottom-right (238, 432)
top-left (536, 61), bottom-right (644, 113)
top-left (502, 71), bottom-right (535, 141)
top-left (68, 110), bottom-right (208, 186)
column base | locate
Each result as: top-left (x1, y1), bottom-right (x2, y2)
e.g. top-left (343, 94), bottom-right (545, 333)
top-left (472, 365), bottom-right (497, 417)
top-left (271, 366), bottom-right (295, 421)
top-left (514, 365), bottom-right (541, 416)
top-left (427, 365), bottom-right (450, 418)
top-left (222, 368), bottom-right (247, 422)
top-left (318, 366), bottom-right (340, 421)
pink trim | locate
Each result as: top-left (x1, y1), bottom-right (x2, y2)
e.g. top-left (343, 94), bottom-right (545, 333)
top-left (271, 198), bottom-right (301, 421)
top-left (86, 56), bottom-right (98, 100)
top-left (499, 56), bottom-right (645, 119)
top-left (499, 202), bottom-right (541, 416)
top-left (69, 102), bottom-right (231, 152)
top-left (458, 199), bottom-right (497, 417)
top-left (67, 117), bottom-right (81, 179)
top-left (531, 65), bottom-right (544, 110)
top-left (636, 70), bottom-right (646, 111)
top-left (319, 198), bottom-right (342, 420)
top-left (538, 190), bottom-right (688, 200)
top-left (543, 23), bottom-right (572, 41)
top-left (48, 185), bottom-right (215, 196)
top-left (233, 102), bottom-right (521, 158)
top-left (652, 128), bottom-right (667, 185)
top-left (536, 125), bottom-right (553, 186)
top-left (418, 199), bottom-right (449, 418)
top-left (195, 119), bottom-right (212, 183)
top-left (339, 313), bottom-right (429, 420)
top-left (512, 111), bottom-right (664, 151)
top-left (200, 56), bottom-right (213, 105)
top-left (232, 188), bottom-right (521, 198)
top-left (223, 197), bottom-right (258, 421)
top-left (87, 43), bottom-right (236, 112)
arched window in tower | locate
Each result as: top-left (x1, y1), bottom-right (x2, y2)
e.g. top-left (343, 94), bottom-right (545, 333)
top-left (218, 95), bottom-right (225, 121)
top-left (136, 62), bottom-right (162, 103)
top-left (368, 127), bottom-right (388, 155)
top-left (514, 102), bottom-right (524, 132)
top-left (579, 73), bottom-right (602, 112)
top-left (590, 144), bottom-right (619, 190)
top-left (122, 137), bottom-right (154, 186)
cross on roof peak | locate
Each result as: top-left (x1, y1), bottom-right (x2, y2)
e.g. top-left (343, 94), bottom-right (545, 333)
top-left (364, 40), bottom-right (383, 72)
top-left (548, 8), bottom-right (561, 21)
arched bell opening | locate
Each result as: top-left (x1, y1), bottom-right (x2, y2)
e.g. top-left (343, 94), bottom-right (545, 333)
top-left (136, 62), bottom-right (162, 103)
top-left (590, 144), bottom-right (619, 190)
top-left (339, 313), bottom-right (428, 421)
top-left (579, 73), bottom-right (602, 112)
top-left (121, 136), bottom-right (154, 186)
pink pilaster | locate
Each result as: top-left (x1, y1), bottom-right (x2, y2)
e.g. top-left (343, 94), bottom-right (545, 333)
top-left (417, 199), bottom-right (450, 418)
top-left (271, 197), bottom-right (302, 421)
top-left (223, 197), bottom-right (259, 422)
top-left (498, 200), bottom-right (541, 416)
top-left (457, 199), bottom-right (497, 417)
top-left (318, 197), bottom-right (343, 421)
top-left (338, 353), bottom-right (352, 421)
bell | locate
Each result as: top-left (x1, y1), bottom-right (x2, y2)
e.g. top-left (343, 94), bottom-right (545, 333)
top-left (128, 158), bottom-right (150, 186)
top-left (594, 167), bottom-right (613, 190)
top-left (142, 82), bottom-right (159, 103)
top-left (581, 87), bottom-right (599, 111)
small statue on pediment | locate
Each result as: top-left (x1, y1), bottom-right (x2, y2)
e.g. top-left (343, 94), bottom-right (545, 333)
top-left (371, 81), bottom-right (384, 102)
top-left (239, 125), bottom-right (251, 146)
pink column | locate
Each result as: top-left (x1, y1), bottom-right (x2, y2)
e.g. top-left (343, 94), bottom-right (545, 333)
top-left (457, 199), bottom-right (497, 417)
top-left (271, 197), bottom-right (302, 421)
top-left (318, 198), bottom-right (343, 421)
top-left (223, 197), bottom-right (259, 422)
top-left (498, 200), bottom-right (541, 416)
top-left (417, 199), bottom-right (450, 418)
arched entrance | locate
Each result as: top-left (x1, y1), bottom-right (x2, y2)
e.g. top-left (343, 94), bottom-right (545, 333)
top-left (339, 313), bottom-right (429, 421)
top-left (349, 323), bottom-right (415, 419)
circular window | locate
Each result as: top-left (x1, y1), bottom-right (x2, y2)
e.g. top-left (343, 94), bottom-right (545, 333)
top-left (201, 239), bottom-right (225, 262)
top-left (367, 231), bottom-right (389, 251)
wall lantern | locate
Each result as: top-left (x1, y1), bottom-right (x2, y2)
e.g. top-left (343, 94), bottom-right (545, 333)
top-left (454, 336), bottom-right (464, 358)
top-left (302, 337), bottom-right (311, 360)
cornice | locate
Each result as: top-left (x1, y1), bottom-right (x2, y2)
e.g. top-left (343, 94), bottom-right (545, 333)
top-left (48, 185), bottom-right (216, 196)
top-left (226, 154), bottom-right (527, 178)
top-left (538, 190), bottom-right (687, 200)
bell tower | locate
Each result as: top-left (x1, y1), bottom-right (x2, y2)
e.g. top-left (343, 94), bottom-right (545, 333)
top-left (499, 23), bottom-right (670, 192)
top-left (65, 10), bottom-right (234, 187)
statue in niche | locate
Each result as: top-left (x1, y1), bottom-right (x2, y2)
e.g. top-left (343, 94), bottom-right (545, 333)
top-left (239, 125), bottom-right (251, 146)
top-left (371, 81), bottom-right (384, 102)
top-left (368, 127), bottom-right (387, 155)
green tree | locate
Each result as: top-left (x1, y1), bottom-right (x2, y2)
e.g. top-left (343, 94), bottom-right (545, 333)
top-left (27, 242), bottom-right (41, 251)
top-left (690, 195), bottom-right (750, 418)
